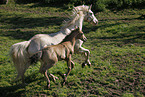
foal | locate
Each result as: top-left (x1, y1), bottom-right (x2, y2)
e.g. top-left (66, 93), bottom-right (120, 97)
top-left (30, 28), bottom-right (87, 88)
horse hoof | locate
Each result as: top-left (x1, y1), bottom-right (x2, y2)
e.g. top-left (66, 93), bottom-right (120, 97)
top-left (63, 82), bottom-right (65, 86)
top-left (57, 72), bottom-right (65, 79)
top-left (87, 63), bottom-right (91, 67)
top-left (61, 81), bottom-right (64, 87)
top-left (47, 83), bottom-right (50, 89)
top-left (61, 81), bottom-right (67, 87)
top-left (82, 63), bottom-right (87, 68)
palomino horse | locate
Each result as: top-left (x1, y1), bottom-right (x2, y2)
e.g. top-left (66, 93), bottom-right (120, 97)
top-left (10, 5), bottom-right (98, 83)
top-left (30, 28), bottom-right (87, 88)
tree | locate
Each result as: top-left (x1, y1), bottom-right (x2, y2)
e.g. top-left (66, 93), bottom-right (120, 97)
top-left (0, 0), bottom-right (8, 4)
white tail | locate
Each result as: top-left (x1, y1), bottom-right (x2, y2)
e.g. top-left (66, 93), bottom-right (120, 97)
top-left (10, 40), bottom-right (30, 81)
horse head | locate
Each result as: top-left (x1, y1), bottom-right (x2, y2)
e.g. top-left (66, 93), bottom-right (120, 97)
top-left (74, 5), bottom-right (98, 25)
top-left (73, 27), bottom-right (87, 42)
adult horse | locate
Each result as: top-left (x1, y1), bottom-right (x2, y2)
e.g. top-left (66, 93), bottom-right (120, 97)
top-left (10, 5), bottom-right (98, 83)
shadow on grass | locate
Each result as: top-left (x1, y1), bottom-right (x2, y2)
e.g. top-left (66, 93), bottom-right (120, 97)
top-left (99, 15), bottom-right (145, 22)
top-left (29, 2), bottom-right (68, 10)
top-left (0, 15), bottom-right (65, 29)
top-left (0, 72), bottom-right (44, 97)
top-left (97, 25), bottom-right (145, 45)
top-left (0, 13), bottom-right (66, 40)
top-left (1, 30), bottom-right (48, 40)
top-left (0, 84), bottom-right (26, 97)
top-left (24, 72), bottom-right (44, 84)
top-left (88, 18), bottom-right (145, 46)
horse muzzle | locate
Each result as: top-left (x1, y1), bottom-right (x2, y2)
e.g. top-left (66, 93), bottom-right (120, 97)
top-left (93, 20), bottom-right (98, 25)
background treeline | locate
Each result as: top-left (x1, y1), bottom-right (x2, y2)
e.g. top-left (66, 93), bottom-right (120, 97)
top-left (1, 0), bottom-right (145, 11)
top-left (18, 0), bottom-right (145, 11)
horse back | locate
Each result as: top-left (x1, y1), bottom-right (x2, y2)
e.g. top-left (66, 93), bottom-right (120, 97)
top-left (42, 45), bottom-right (68, 63)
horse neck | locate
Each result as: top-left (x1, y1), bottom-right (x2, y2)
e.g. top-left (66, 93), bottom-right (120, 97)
top-left (51, 12), bottom-right (84, 44)
top-left (61, 31), bottom-right (78, 46)
top-left (74, 15), bottom-right (84, 30)
top-left (65, 36), bottom-right (77, 50)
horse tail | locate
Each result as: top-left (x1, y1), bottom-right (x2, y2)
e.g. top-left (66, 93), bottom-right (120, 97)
top-left (30, 51), bottom-right (42, 64)
top-left (10, 40), bottom-right (30, 80)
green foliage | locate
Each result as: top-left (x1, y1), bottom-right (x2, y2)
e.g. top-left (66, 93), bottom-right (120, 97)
top-left (42, 0), bottom-right (145, 11)
top-left (7, 0), bottom-right (145, 11)
top-left (93, 0), bottom-right (145, 11)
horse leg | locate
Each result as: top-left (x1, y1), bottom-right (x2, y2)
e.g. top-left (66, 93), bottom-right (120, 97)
top-left (43, 70), bottom-right (50, 88)
top-left (75, 40), bottom-right (91, 68)
top-left (45, 64), bottom-right (59, 83)
top-left (40, 62), bottom-right (58, 88)
top-left (49, 73), bottom-right (59, 83)
top-left (76, 46), bottom-right (91, 68)
top-left (58, 61), bottom-right (74, 78)
top-left (63, 55), bottom-right (72, 86)
top-left (71, 61), bottom-right (75, 69)
top-left (82, 47), bottom-right (91, 68)
top-left (57, 60), bottom-right (74, 82)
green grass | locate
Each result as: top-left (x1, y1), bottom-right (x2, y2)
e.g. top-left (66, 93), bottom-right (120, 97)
top-left (0, 3), bottom-right (145, 97)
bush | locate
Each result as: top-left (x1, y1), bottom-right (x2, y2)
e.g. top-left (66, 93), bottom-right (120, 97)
top-left (93, 0), bottom-right (145, 11)
top-left (15, 0), bottom-right (44, 4)
top-left (14, 0), bottom-right (145, 11)
top-left (0, 0), bottom-right (8, 4)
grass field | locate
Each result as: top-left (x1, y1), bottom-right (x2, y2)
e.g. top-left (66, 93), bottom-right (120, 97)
top-left (0, 3), bottom-right (145, 97)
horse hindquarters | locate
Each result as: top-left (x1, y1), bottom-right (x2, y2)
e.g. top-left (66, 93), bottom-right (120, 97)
top-left (10, 41), bottom-right (30, 83)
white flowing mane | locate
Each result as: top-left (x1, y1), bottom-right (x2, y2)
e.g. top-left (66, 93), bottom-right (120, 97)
top-left (61, 5), bottom-right (89, 29)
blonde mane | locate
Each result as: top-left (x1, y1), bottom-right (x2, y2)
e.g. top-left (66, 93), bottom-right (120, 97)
top-left (61, 5), bottom-right (89, 29)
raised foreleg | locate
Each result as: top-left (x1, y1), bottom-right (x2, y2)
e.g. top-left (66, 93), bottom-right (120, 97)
top-left (71, 61), bottom-right (75, 69)
top-left (80, 47), bottom-right (91, 68)
top-left (75, 40), bottom-right (91, 68)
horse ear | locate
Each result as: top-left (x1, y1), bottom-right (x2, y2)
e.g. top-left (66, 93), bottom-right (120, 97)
top-left (89, 4), bottom-right (92, 10)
